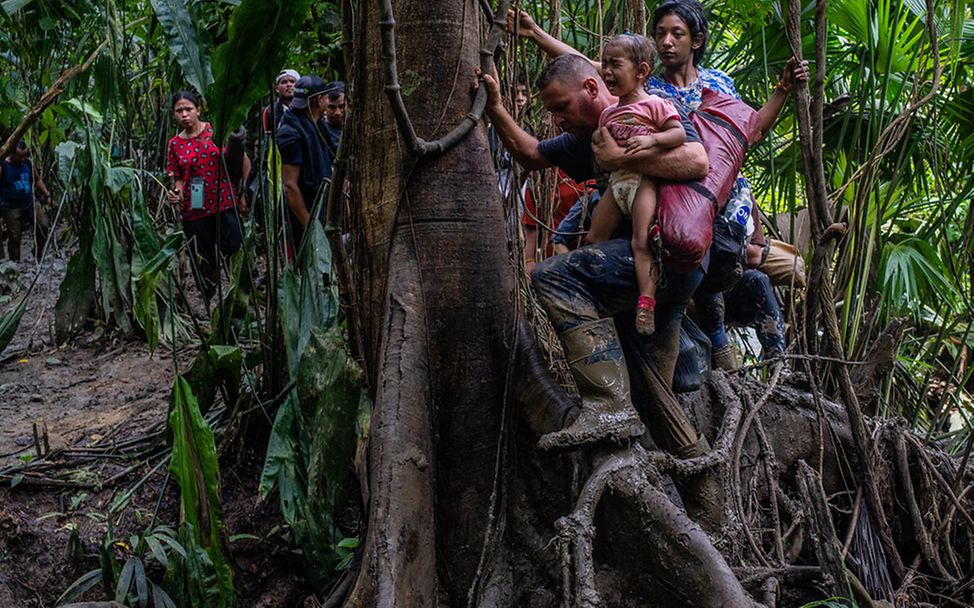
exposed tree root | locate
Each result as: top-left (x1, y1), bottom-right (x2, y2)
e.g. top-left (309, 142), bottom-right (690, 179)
top-left (554, 444), bottom-right (757, 608)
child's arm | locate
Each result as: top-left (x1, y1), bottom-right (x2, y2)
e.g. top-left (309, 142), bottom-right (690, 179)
top-left (624, 118), bottom-right (686, 155)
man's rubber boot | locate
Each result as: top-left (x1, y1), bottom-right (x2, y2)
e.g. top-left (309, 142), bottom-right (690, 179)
top-left (538, 319), bottom-right (646, 450)
top-left (712, 343), bottom-right (738, 371)
top-left (673, 436), bottom-right (727, 533)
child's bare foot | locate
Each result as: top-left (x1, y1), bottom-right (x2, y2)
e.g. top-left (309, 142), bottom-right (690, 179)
top-left (636, 295), bottom-right (655, 336)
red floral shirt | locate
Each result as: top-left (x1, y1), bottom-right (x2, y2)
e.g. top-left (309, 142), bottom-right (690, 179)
top-left (165, 123), bottom-right (236, 221)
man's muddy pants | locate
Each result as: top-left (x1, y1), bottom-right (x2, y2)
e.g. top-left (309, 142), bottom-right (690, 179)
top-left (531, 238), bottom-right (705, 452)
top-left (1, 204), bottom-right (50, 262)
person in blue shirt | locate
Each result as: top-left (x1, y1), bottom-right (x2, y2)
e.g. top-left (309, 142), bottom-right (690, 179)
top-left (0, 141), bottom-right (51, 262)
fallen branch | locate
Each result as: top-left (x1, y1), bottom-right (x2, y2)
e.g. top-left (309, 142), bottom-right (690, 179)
top-left (0, 39), bottom-right (109, 160)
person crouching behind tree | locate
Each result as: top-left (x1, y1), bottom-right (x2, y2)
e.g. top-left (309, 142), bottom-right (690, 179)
top-left (0, 140), bottom-right (51, 263)
top-left (277, 76), bottom-right (334, 256)
top-left (165, 91), bottom-right (245, 299)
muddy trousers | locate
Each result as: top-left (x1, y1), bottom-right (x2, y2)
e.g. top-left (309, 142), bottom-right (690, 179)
top-left (695, 268), bottom-right (785, 359)
top-left (531, 238), bottom-right (704, 452)
top-left (1, 205), bottom-right (50, 262)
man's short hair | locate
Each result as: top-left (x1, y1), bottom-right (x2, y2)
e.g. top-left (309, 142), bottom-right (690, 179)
top-left (15, 140), bottom-right (27, 150)
top-left (535, 54), bottom-right (599, 91)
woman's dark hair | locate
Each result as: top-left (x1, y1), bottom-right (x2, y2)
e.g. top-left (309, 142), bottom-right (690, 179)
top-left (651, 0), bottom-right (709, 67)
top-left (171, 90), bottom-right (201, 110)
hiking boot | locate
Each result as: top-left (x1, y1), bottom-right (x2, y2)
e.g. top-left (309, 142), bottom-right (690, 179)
top-left (538, 319), bottom-right (646, 450)
top-left (712, 343), bottom-right (738, 371)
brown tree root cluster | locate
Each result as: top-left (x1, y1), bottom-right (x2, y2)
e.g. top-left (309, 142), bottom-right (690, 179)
top-left (519, 365), bottom-right (974, 607)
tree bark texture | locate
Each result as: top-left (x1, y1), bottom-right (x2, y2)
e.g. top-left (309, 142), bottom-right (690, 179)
top-left (344, 0), bottom-right (517, 604)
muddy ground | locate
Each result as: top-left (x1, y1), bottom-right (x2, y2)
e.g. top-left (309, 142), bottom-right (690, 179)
top-left (0, 241), bottom-right (308, 607)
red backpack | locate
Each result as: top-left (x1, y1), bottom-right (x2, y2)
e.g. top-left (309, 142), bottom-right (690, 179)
top-left (656, 89), bottom-right (761, 272)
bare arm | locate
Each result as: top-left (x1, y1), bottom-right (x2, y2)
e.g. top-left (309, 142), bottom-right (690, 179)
top-left (167, 179), bottom-right (184, 206)
top-left (242, 153), bottom-right (252, 185)
top-left (508, 10), bottom-right (602, 74)
top-left (34, 175), bottom-right (50, 200)
top-left (594, 127), bottom-right (708, 180)
top-left (623, 118), bottom-right (686, 155)
top-left (756, 57), bottom-right (809, 138)
top-left (477, 70), bottom-right (551, 171)
top-left (653, 118), bottom-right (687, 149)
top-left (282, 164), bottom-right (310, 227)
top-left (238, 154), bottom-right (252, 214)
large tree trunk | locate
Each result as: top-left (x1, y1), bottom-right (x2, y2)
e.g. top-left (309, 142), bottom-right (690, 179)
top-left (343, 0), bottom-right (515, 604)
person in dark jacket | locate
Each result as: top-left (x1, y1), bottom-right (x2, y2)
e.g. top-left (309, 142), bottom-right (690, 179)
top-left (277, 75), bottom-right (334, 253)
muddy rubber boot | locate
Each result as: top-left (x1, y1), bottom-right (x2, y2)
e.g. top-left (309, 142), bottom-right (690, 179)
top-left (673, 436), bottom-right (727, 533)
top-left (538, 319), bottom-right (647, 450)
top-left (712, 343), bottom-right (738, 371)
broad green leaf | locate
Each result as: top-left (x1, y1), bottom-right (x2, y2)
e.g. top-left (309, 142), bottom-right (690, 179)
top-left (206, 0), bottom-right (313, 142)
top-left (92, 210), bottom-right (133, 335)
top-left (258, 395), bottom-right (302, 513)
top-left (299, 326), bottom-right (363, 527)
top-left (0, 0), bottom-right (33, 16)
top-left (183, 344), bottom-right (243, 414)
top-left (166, 522), bottom-right (231, 608)
top-left (0, 295), bottom-right (27, 354)
top-left (54, 243), bottom-right (96, 342)
top-left (116, 556), bottom-right (138, 604)
top-left (145, 534), bottom-right (169, 568)
top-left (151, 582), bottom-right (178, 608)
top-left (299, 326), bottom-right (366, 586)
top-left (63, 98), bottom-right (105, 124)
top-left (55, 141), bottom-right (84, 180)
top-left (132, 233), bottom-right (184, 352)
top-left (278, 220), bottom-right (338, 378)
top-left (54, 569), bottom-right (103, 605)
top-left (130, 195), bottom-right (164, 267)
top-left (105, 166), bottom-right (137, 194)
top-left (149, 0), bottom-right (214, 95)
top-left (134, 556), bottom-right (149, 608)
top-left (167, 377), bottom-right (234, 605)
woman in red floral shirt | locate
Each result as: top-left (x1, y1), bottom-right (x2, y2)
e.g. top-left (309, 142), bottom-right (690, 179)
top-left (165, 91), bottom-right (245, 297)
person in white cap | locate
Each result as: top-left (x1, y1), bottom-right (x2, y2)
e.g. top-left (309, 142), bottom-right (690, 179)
top-left (262, 68), bottom-right (300, 132)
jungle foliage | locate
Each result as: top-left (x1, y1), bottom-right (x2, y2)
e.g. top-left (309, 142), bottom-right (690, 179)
top-left (0, 0), bottom-right (972, 606)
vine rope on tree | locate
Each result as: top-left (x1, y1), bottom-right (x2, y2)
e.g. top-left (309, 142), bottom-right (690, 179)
top-left (378, 0), bottom-right (512, 157)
